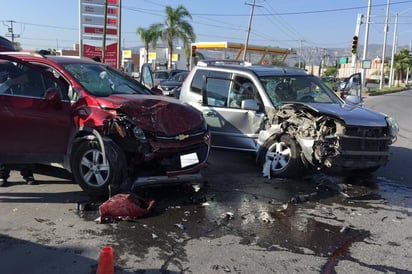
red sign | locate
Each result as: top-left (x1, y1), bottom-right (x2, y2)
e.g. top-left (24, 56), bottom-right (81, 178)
top-left (83, 43), bottom-right (118, 68)
top-left (82, 0), bottom-right (118, 5)
top-left (84, 27), bottom-right (117, 35)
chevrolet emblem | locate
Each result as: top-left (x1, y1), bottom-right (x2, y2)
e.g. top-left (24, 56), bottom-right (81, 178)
top-left (177, 134), bottom-right (189, 141)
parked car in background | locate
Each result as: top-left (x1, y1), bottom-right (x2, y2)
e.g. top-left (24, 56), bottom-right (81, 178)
top-left (152, 69), bottom-right (187, 88)
top-left (158, 71), bottom-right (189, 97)
top-left (179, 60), bottom-right (398, 177)
top-left (0, 53), bottom-right (210, 196)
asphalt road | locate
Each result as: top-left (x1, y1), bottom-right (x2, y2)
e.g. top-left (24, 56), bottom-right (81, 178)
top-left (1, 90), bottom-right (412, 274)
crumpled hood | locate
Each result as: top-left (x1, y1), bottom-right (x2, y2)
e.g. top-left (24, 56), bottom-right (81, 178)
top-left (95, 94), bottom-right (204, 135)
top-left (305, 102), bottom-right (388, 127)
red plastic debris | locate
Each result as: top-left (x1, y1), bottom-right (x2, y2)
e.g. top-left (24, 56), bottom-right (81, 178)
top-left (98, 193), bottom-right (155, 223)
top-left (96, 246), bottom-right (114, 274)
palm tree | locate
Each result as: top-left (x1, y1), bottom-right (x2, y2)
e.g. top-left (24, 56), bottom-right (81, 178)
top-left (157, 5), bottom-right (196, 69)
top-left (137, 24), bottom-right (162, 64)
top-left (393, 49), bottom-right (412, 86)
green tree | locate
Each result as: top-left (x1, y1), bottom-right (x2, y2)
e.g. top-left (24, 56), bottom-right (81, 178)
top-left (156, 5), bottom-right (196, 69)
top-left (12, 41), bottom-right (22, 51)
top-left (323, 66), bottom-right (338, 77)
top-left (137, 24), bottom-right (162, 64)
top-left (393, 49), bottom-right (412, 86)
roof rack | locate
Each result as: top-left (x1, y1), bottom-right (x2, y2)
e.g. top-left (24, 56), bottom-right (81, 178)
top-left (197, 59), bottom-right (252, 67)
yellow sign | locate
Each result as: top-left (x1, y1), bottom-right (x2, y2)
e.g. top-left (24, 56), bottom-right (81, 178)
top-left (122, 50), bottom-right (132, 59)
top-left (172, 53), bottom-right (179, 61)
top-left (148, 52), bottom-right (156, 60)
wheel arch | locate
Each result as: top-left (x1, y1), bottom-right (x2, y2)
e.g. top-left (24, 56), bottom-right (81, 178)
top-left (65, 127), bottom-right (106, 173)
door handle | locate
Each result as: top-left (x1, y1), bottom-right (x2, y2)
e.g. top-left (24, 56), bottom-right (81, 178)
top-left (204, 111), bottom-right (217, 117)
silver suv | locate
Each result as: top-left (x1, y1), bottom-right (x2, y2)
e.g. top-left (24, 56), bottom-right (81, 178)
top-left (179, 61), bottom-right (399, 177)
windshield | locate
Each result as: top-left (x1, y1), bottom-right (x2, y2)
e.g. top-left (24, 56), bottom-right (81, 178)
top-left (61, 62), bottom-right (153, 97)
top-left (153, 71), bottom-right (169, 80)
top-left (259, 75), bottom-right (341, 107)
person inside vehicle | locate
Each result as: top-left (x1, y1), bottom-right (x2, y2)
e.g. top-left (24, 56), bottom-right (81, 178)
top-left (0, 64), bottom-right (29, 93)
top-left (230, 82), bottom-right (256, 108)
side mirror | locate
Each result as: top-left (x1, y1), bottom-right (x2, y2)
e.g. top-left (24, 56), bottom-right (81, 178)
top-left (344, 95), bottom-right (363, 106)
top-left (241, 99), bottom-right (260, 111)
top-left (43, 87), bottom-right (62, 109)
top-left (151, 87), bottom-right (163, 96)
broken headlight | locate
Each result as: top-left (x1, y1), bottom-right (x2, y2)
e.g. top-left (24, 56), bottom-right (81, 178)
top-left (386, 116), bottom-right (399, 138)
top-left (132, 126), bottom-right (146, 140)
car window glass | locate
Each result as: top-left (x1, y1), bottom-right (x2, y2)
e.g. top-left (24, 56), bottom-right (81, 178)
top-left (61, 62), bottom-right (152, 97)
top-left (153, 71), bottom-right (169, 79)
top-left (190, 69), bottom-right (207, 94)
top-left (205, 77), bottom-right (230, 107)
top-left (28, 63), bottom-right (71, 101)
top-left (0, 60), bottom-right (61, 98)
top-left (229, 76), bottom-right (261, 109)
top-left (261, 75), bottom-right (340, 106)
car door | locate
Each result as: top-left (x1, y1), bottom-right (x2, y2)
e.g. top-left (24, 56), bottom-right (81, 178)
top-left (200, 72), bottom-right (264, 151)
top-left (0, 56), bottom-right (72, 163)
top-left (140, 63), bottom-right (154, 89)
top-left (341, 72), bottom-right (362, 97)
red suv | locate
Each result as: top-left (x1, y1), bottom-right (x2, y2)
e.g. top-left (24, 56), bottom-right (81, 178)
top-left (0, 52), bottom-right (210, 196)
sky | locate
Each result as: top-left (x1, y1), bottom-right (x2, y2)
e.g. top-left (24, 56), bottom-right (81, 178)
top-left (1, 0), bottom-right (412, 58)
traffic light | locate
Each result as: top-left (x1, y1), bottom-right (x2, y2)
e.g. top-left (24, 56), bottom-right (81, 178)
top-left (191, 45), bottom-right (197, 57)
top-left (351, 35), bottom-right (358, 54)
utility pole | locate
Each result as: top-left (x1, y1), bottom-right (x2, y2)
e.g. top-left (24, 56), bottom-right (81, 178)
top-left (361, 0), bottom-right (372, 97)
top-left (380, 0), bottom-right (390, 89)
top-left (389, 12), bottom-right (398, 87)
top-left (406, 40), bottom-right (411, 84)
top-left (298, 40), bottom-right (305, 69)
top-left (243, 0), bottom-right (261, 60)
top-left (4, 20), bottom-right (20, 43)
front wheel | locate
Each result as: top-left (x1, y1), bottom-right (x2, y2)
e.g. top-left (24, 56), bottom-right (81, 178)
top-left (71, 140), bottom-right (126, 197)
top-left (258, 135), bottom-right (303, 178)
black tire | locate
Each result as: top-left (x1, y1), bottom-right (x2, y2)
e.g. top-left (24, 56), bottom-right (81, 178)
top-left (258, 135), bottom-right (303, 178)
top-left (71, 139), bottom-right (126, 197)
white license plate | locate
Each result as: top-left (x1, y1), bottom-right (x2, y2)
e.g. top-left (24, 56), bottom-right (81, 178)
top-left (180, 152), bottom-right (199, 168)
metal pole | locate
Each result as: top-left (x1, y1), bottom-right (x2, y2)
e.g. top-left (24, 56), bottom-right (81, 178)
top-left (380, 0), bottom-right (390, 89)
top-left (389, 13), bottom-right (398, 87)
top-left (406, 40), bottom-right (411, 84)
top-left (299, 40), bottom-right (302, 69)
top-left (117, 0), bottom-right (122, 69)
top-left (102, 0), bottom-right (108, 63)
top-left (243, 0), bottom-right (256, 61)
top-left (79, 0), bottom-right (83, 57)
top-left (361, 0), bottom-right (372, 97)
